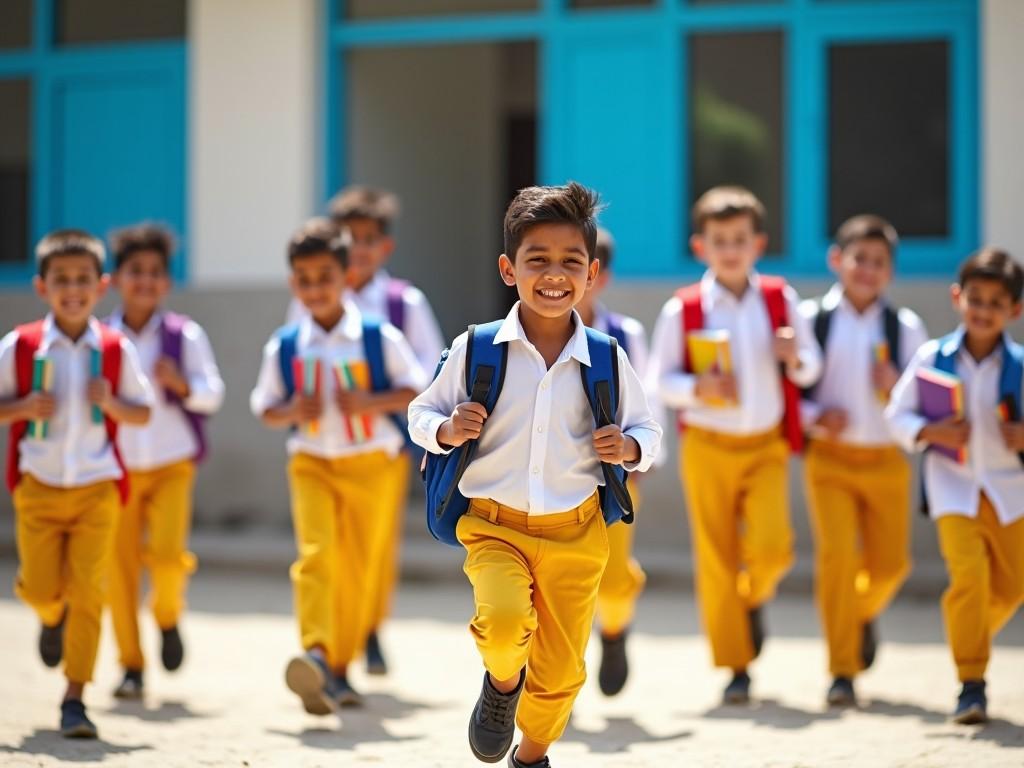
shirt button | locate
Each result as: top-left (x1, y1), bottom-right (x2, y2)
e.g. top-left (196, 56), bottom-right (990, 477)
top-left (537, 426), bottom-right (543, 433)
top-left (541, 381), bottom-right (549, 390)
top-left (532, 466), bottom-right (540, 475)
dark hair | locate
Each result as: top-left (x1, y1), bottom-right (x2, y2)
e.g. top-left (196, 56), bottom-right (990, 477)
top-left (503, 181), bottom-right (601, 261)
top-left (287, 217), bottom-right (349, 269)
top-left (595, 227), bottom-right (615, 271)
top-left (110, 222), bottom-right (176, 271)
top-left (35, 229), bottom-right (105, 277)
top-left (957, 247), bottom-right (1024, 302)
top-left (835, 214), bottom-right (898, 258)
top-left (691, 186), bottom-right (765, 235)
top-left (328, 186), bottom-right (400, 234)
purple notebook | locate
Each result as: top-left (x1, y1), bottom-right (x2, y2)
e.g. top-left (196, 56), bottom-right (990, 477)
top-left (916, 366), bottom-right (966, 464)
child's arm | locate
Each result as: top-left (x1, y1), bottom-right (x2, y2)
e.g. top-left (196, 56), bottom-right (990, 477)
top-left (776, 286), bottom-right (823, 387)
top-left (1000, 364), bottom-right (1024, 452)
top-left (609, 346), bottom-right (663, 472)
top-left (335, 323), bottom-right (427, 417)
top-left (403, 287), bottom-right (447, 382)
top-left (873, 308), bottom-right (929, 397)
top-left (0, 331), bottom-right (57, 425)
top-left (408, 331), bottom-right (472, 454)
top-left (91, 338), bottom-right (154, 426)
top-left (249, 336), bottom-right (321, 430)
top-left (154, 321), bottom-right (226, 415)
top-left (650, 297), bottom-right (701, 409)
top-left (884, 339), bottom-right (969, 452)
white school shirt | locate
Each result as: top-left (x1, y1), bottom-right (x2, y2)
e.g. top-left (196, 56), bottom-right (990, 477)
top-left (408, 303), bottom-right (663, 516)
top-left (0, 315), bottom-right (155, 488)
top-left (648, 271), bottom-right (822, 435)
top-left (250, 300), bottom-right (427, 459)
top-left (799, 285), bottom-right (928, 446)
top-left (885, 329), bottom-right (1024, 524)
top-left (108, 311), bottom-right (225, 471)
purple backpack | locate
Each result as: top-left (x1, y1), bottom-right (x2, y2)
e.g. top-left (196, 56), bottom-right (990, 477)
top-left (386, 278), bottom-right (409, 331)
top-left (160, 312), bottom-right (209, 464)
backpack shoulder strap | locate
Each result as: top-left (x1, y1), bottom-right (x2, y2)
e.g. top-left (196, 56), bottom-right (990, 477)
top-left (387, 278), bottom-right (410, 331)
top-left (812, 300), bottom-right (834, 352)
top-left (275, 323), bottom-right (301, 398)
top-left (465, 319), bottom-right (507, 412)
top-left (759, 275), bottom-right (788, 329)
top-left (160, 311), bottom-right (188, 365)
top-left (97, 324), bottom-right (129, 503)
top-left (883, 305), bottom-right (902, 368)
top-left (361, 318), bottom-right (390, 392)
top-left (934, 332), bottom-right (961, 375)
top-left (999, 340), bottom-right (1024, 467)
top-left (6, 322), bottom-right (45, 493)
top-left (676, 283), bottom-right (704, 373)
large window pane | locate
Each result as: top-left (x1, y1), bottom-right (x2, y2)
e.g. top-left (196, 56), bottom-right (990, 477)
top-left (0, 80), bottom-right (31, 265)
top-left (346, 0), bottom-right (535, 20)
top-left (0, 0), bottom-right (32, 50)
top-left (828, 40), bottom-right (948, 237)
top-left (56, 0), bottom-right (185, 45)
top-left (689, 30), bottom-right (785, 251)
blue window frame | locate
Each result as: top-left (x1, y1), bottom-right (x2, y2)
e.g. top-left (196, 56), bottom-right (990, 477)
top-left (0, 0), bottom-right (187, 284)
top-left (324, 0), bottom-right (977, 278)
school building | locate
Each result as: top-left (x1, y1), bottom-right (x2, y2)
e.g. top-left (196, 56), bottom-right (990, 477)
top-left (2, 0), bottom-right (1023, 576)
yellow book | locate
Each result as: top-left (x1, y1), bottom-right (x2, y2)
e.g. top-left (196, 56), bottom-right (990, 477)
top-left (687, 330), bottom-right (735, 407)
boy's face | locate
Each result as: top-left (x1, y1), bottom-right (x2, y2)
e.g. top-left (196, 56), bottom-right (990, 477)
top-left (343, 217), bottom-right (394, 290)
top-left (113, 250), bottom-right (171, 317)
top-left (691, 215), bottom-right (766, 287)
top-left (951, 278), bottom-right (1022, 344)
top-left (33, 254), bottom-right (108, 327)
top-left (498, 223), bottom-right (599, 320)
top-left (829, 238), bottom-right (893, 307)
top-left (289, 252), bottom-right (347, 322)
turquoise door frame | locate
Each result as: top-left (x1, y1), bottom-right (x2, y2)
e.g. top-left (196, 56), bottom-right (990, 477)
top-left (0, 0), bottom-right (187, 284)
top-left (324, 0), bottom-right (978, 278)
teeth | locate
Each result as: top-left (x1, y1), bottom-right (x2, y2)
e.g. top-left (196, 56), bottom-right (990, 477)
top-left (539, 289), bottom-right (567, 298)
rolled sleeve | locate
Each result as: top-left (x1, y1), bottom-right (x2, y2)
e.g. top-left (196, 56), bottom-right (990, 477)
top-left (182, 321), bottom-right (225, 415)
top-left (408, 332), bottom-right (468, 455)
top-left (250, 336), bottom-right (286, 417)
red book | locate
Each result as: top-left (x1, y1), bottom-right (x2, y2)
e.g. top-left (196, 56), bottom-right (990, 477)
top-left (916, 366), bottom-right (966, 464)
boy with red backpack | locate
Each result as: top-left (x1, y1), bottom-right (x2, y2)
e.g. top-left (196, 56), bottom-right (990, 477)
top-left (0, 230), bottom-right (153, 738)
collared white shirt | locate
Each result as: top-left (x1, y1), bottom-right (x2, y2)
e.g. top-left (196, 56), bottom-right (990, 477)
top-left (800, 284), bottom-right (928, 446)
top-left (108, 310), bottom-right (225, 471)
top-left (648, 271), bottom-right (822, 435)
top-left (885, 329), bottom-right (1024, 524)
top-left (251, 299), bottom-right (427, 459)
top-left (0, 315), bottom-right (154, 488)
top-left (408, 302), bottom-right (662, 516)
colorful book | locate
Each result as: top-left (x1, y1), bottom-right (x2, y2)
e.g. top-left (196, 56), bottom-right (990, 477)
top-left (873, 341), bottom-right (891, 403)
top-left (916, 366), bottom-right (966, 464)
top-left (687, 329), bottom-right (735, 406)
top-left (28, 356), bottom-right (54, 439)
top-left (90, 347), bottom-right (103, 424)
top-left (333, 361), bottom-right (374, 443)
top-left (293, 355), bottom-right (321, 436)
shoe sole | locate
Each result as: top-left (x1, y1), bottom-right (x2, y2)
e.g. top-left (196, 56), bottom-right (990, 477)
top-left (285, 657), bottom-right (337, 716)
top-left (952, 705), bottom-right (987, 725)
top-left (827, 694), bottom-right (856, 708)
top-left (113, 687), bottom-right (144, 701)
top-left (467, 714), bottom-right (513, 764)
top-left (61, 724), bottom-right (98, 739)
top-left (366, 663), bottom-right (388, 677)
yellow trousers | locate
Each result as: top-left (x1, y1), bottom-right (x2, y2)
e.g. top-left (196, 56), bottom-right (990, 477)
top-left (288, 451), bottom-right (393, 673)
top-left (805, 440), bottom-right (911, 677)
top-left (107, 459), bottom-right (197, 671)
top-left (13, 475), bottom-right (119, 684)
top-left (936, 495), bottom-right (1024, 681)
top-left (595, 476), bottom-right (646, 637)
top-left (681, 425), bottom-right (794, 671)
top-left (367, 450), bottom-right (411, 632)
top-left (456, 493), bottom-right (608, 747)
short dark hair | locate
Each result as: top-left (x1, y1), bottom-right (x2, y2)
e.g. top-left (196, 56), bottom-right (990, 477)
top-left (957, 247), bottom-right (1024, 302)
top-left (503, 181), bottom-right (601, 262)
top-left (692, 186), bottom-right (765, 235)
top-left (835, 214), bottom-right (898, 258)
top-left (595, 227), bottom-right (615, 271)
top-left (328, 186), bottom-right (400, 234)
top-left (35, 229), bottom-right (105, 277)
top-left (110, 223), bottom-right (176, 271)
top-left (287, 217), bottom-right (349, 269)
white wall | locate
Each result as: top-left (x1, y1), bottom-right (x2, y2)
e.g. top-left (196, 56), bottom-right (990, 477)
top-left (189, 0), bottom-right (319, 286)
top-left (983, 0), bottom-right (1024, 259)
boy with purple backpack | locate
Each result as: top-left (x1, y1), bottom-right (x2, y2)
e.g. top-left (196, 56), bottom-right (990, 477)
top-left (105, 224), bottom-right (225, 698)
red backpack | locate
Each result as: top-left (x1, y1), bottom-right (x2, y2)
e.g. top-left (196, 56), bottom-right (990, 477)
top-left (6, 320), bottom-right (129, 502)
top-left (677, 275), bottom-right (804, 453)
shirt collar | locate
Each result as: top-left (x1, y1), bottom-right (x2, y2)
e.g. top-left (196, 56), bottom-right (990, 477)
top-left (825, 283), bottom-right (885, 320)
top-left (108, 308), bottom-right (163, 338)
top-left (944, 325), bottom-right (1013, 366)
top-left (494, 301), bottom-right (591, 366)
top-left (41, 313), bottom-right (102, 350)
top-left (701, 270), bottom-right (759, 310)
top-left (299, 298), bottom-right (364, 346)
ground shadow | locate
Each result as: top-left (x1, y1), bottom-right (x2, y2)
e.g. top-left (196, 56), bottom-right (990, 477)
top-left (860, 697), bottom-right (949, 724)
top-left (701, 698), bottom-right (842, 730)
top-left (561, 715), bottom-right (691, 754)
top-left (926, 716), bottom-right (1024, 749)
top-left (0, 729), bottom-right (152, 762)
top-left (103, 698), bottom-right (210, 724)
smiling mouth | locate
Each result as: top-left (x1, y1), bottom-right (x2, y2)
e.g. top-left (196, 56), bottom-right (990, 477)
top-left (538, 288), bottom-right (570, 299)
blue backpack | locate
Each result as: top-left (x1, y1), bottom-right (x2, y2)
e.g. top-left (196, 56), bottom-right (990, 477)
top-left (423, 320), bottom-right (635, 547)
top-left (276, 318), bottom-right (407, 438)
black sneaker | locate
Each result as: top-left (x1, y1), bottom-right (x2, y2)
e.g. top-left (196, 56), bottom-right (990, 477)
top-left (60, 699), bottom-right (98, 739)
top-left (332, 673), bottom-right (364, 708)
top-left (469, 670), bottom-right (525, 763)
top-left (161, 626), bottom-right (184, 672)
top-left (723, 671), bottom-right (751, 705)
top-left (749, 607), bottom-right (765, 659)
top-left (113, 668), bottom-right (144, 700)
top-left (39, 612), bottom-right (65, 668)
top-left (285, 653), bottom-right (338, 716)
top-left (365, 630), bottom-right (388, 676)
top-left (861, 621), bottom-right (877, 670)
top-left (508, 745), bottom-right (551, 768)
top-left (598, 631), bottom-right (629, 697)
top-left (827, 676), bottom-right (856, 707)
top-left (952, 680), bottom-right (987, 725)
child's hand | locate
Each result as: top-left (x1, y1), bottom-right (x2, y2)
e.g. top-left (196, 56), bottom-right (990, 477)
top-left (871, 361), bottom-right (901, 397)
top-left (919, 416), bottom-right (971, 450)
top-left (695, 371), bottom-right (737, 404)
top-left (154, 357), bottom-right (190, 398)
top-left (87, 377), bottom-right (114, 413)
top-left (815, 407), bottom-right (848, 439)
top-left (291, 392), bottom-right (322, 425)
top-left (773, 327), bottom-right (800, 368)
top-left (1000, 421), bottom-right (1024, 452)
top-left (593, 425), bottom-right (640, 465)
top-left (336, 388), bottom-right (375, 416)
top-left (438, 401), bottom-right (488, 448)
top-left (21, 391), bottom-right (56, 421)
